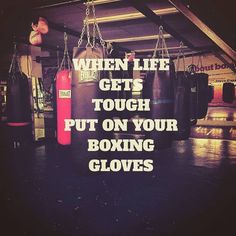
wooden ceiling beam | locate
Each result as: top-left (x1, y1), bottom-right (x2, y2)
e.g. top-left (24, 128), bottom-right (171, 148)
top-left (123, 0), bottom-right (195, 50)
top-left (169, 0), bottom-right (236, 63)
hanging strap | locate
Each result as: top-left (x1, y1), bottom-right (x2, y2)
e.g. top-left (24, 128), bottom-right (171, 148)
top-left (59, 32), bottom-right (73, 71)
top-left (176, 41), bottom-right (186, 73)
top-left (152, 26), bottom-right (170, 59)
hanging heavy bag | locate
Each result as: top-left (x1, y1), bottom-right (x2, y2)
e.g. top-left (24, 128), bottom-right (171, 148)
top-left (147, 26), bottom-right (175, 149)
top-left (7, 72), bottom-right (31, 125)
top-left (208, 85), bottom-right (214, 102)
top-left (119, 61), bottom-right (134, 119)
top-left (56, 33), bottom-right (73, 145)
top-left (7, 46), bottom-right (31, 126)
top-left (100, 44), bottom-right (121, 120)
top-left (195, 73), bottom-right (209, 118)
top-left (188, 57), bottom-right (209, 119)
top-left (148, 62), bottom-right (175, 148)
top-left (6, 45), bottom-right (32, 145)
top-left (189, 73), bottom-right (198, 119)
top-left (71, 2), bottom-right (110, 145)
top-left (223, 82), bottom-right (235, 103)
top-left (173, 71), bottom-right (191, 140)
top-left (173, 44), bottom-right (191, 140)
top-left (72, 46), bottom-right (107, 144)
top-left (142, 69), bottom-right (152, 119)
top-left (56, 70), bottom-right (71, 145)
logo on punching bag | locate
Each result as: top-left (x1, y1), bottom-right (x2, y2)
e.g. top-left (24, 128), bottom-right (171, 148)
top-left (59, 90), bottom-right (71, 98)
top-left (191, 87), bottom-right (197, 93)
top-left (80, 70), bottom-right (100, 82)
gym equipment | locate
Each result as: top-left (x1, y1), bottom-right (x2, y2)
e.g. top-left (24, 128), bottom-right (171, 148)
top-left (56, 33), bottom-right (72, 145)
top-left (173, 43), bottom-right (191, 140)
top-left (190, 73), bottom-right (209, 119)
top-left (6, 44), bottom-right (32, 147)
top-left (29, 31), bottom-right (42, 45)
top-left (7, 74), bottom-right (31, 126)
top-left (173, 71), bottom-right (191, 140)
top-left (72, 47), bottom-right (107, 143)
top-left (32, 17), bottom-right (49, 34)
top-left (71, 1), bottom-right (109, 144)
top-left (146, 26), bottom-right (175, 149)
top-left (119, 60), bottom-right (134, 119)
top-left (208, 85), bottom-right (214, 102)
top-left (223, 82), bottom-right (235, 103)
top-left (188, 57), bottom-right (209, 119)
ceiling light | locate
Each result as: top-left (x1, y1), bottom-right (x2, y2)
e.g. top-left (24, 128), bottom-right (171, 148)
top-left (87, 8), bottom-right (179, 24)
top-left (135, 46), bottom-right (188, 53)
top-left (106, 34), bottom-right (172, 43)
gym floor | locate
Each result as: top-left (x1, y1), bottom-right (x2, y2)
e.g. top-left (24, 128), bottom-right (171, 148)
top-left (1, 107), bottom-right (236, 236)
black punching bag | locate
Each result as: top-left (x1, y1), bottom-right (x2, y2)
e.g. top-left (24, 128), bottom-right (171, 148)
top-left (6, 71), bottom-right (32, 146)
top-left (189, 75), bottom-right (198, 119)
top-left (147, 60), bottom-right (175, 149)
top-left (104, 47), bottom-right (123, 120)
top-left (208, 85), bottom-right (214, 102)
top-left (173, 71), bottom-right (191, 140)
top-left (113, 61), bottom-right (133, 119)
top-left (189, 73), bottom-right (209, 119)
top-left (223, 82), bottom-right (234, 103)
top-left (7, 72), bottom-right (31, 124)
top-left (71, 46), bottom-right (107, 145)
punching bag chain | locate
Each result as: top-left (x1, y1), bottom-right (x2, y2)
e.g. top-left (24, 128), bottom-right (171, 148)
top-left (91, 0), bottom-right (106, 48)
top-left (153, 26), bottom-right (170, 59)
top-left (176, 41), bottom-right (186, 73)
top-left (85, 6), bottom-right (92, 47)
top-left (77, 1), bottom-right (90, 47)
top-left (77, 0), bottom-right (106, 49)
top-left (59, 32), bottom-right (73, 71)
top-left (197, 55), bottom-right (203, 68)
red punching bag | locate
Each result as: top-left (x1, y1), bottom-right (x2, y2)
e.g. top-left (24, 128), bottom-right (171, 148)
top-left (55, 32), bottom-right (73, 145)
top-left (56, 70), bottom-right (71, 145)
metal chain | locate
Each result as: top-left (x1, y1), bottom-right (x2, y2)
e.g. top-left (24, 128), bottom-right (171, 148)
top-left (161, 33), bottom-right (164, 58)
top-left (91, 0), bottom-right (106, 48)
top-left (9, 43), bottom-right (22, 75)
top-left (152, 31), bottom-right (160, 58)
top-left (64, 32), bottom-right (73, 70)
top-left (77, 24), bottom-right (86, 47)
top-left (162, 31), bottom-right (169, 58)
top-left (176, 41), bottom-right (186, 72)
top-left (85, 6), bottom-right (92, 47)
top-left (78, 2), bottom-right (90, 47)
top-left (92, 15), bottom-right (96, 48)
top-left (197, 55), bottom-right (203, 68)
top-left (9, 45), bottom-right (16, 74)
top-left (77, 0), bottom-right (107, 49)
top-left (60, 32), bottom-right (73, 71)
top-left (152, 26), bottom-right (169, 58)
top-left (91, 0), bottom-right (97, 48)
